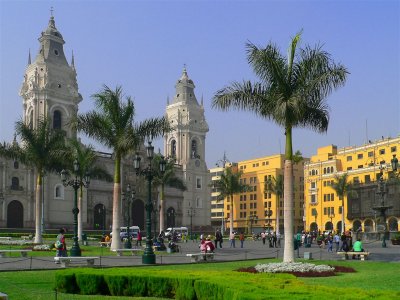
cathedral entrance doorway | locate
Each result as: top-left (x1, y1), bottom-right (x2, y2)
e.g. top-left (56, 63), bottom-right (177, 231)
top-left (166, 207), bottom-right (176, 228)
top-left (132, 199), bottom-right (144, 230)
top-left (7, 200), bottom-right (23, 228)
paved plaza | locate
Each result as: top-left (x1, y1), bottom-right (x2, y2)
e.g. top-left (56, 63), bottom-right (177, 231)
top-left (0, 238), bottom-right (399, 271)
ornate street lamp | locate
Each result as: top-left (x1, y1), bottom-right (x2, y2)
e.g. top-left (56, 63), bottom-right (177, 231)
top-left (61, 160), bottom-right (90, 257)
top-left (248, 214), bottom-right (257, 234)
top-left (124, 184), bottom-right (135, 249)
top-left (152, 200), bottom-right (159, 243)
top-left (134, 141), bottom-right (166, 264)
top-left (265, 209), bottom-right (272, 233)
top-left (187, 207), bottom-right (196, 240)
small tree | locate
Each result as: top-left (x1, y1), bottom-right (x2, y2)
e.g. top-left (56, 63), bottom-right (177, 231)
top-left (331, 173), bottom-right (353, 233)
top-left (0, 118), bottom-right (66, 243)
top-left (152, 154), bottom-right (186, 234)
top-left (264, 174), bottom-right (284, 234)
top-left (67, 139), bottom-right (112, 241)
top-left (213, 167), bottom-right (248, 235)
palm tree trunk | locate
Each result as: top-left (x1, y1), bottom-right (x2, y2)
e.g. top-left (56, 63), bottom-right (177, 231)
top-left (78, 186), bottom-right (83, 241)
top-left (276, 195), bottom-right (280, 234)
top-left (111, 155), bottom-right (122, 250)
top-left (159, 184), bottom-right (165, 234)
top-left (341, 196), bottom-right (345, 233)
top-left (230, 195), bottom-right (234, 235)
top-left (34, 174), bottom-right (42, 244)
top-left (283, 126), bottom-right (294, 263)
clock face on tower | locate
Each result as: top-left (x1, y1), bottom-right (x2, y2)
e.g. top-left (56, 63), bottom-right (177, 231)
top-left (195, 159), bottom-right (200, 167)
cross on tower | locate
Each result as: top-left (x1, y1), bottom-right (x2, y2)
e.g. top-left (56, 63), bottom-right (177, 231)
top-left (50, 6), bottom-right (54, 17)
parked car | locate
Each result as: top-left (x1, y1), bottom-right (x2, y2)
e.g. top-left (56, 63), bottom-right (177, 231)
top-left (110, 226), bottom-right (141, 240)
top-left (164, 227), bottom-right (188, 239)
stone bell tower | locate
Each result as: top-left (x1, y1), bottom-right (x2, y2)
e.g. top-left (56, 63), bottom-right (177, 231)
top-left (164, 67), bottom-right (211, 228)
top-left (19, 14), bottom-right (82, 138)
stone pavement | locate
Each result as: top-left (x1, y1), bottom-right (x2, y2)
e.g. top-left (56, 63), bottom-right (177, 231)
top-left (0, 239), bottom-right (398, 271)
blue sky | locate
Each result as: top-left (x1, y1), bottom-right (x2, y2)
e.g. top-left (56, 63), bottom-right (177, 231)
top-left (1, 0), bottom-right (399, 167)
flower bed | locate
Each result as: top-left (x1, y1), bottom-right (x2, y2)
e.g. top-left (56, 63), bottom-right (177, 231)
top-left (237, 262), bottom-right (356, 277)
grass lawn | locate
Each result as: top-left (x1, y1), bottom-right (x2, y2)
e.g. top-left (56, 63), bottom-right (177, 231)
top-left (0, 259), bottom-right (399, 299)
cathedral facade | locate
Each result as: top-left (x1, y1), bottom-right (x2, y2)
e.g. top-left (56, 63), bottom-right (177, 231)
top-left (0, 15), bottom-right (211, 233)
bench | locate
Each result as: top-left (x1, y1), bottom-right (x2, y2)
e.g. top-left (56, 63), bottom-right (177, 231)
top-left (99, 241), bottom-right (111, 247)
top-left (0, 250), bottom-right (32, 258)
top-left (21, 235), bottom-right (32, 240)
top-left (186, 252), bottom-right (215, 263)
top-left (337, 251), bottom-right (370, 261)
top-left (111, 249), bottom-right (141, 256)
top-left (54, 256), bottom-right (99, 267)
top-left (0, 237), bottom-right (12, 241)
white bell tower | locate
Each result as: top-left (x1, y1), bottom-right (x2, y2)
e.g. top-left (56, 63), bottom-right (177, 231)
top-left (164, 67), bottom-right (211, 227)
top-left (19, 14), bottom-right (82, 138)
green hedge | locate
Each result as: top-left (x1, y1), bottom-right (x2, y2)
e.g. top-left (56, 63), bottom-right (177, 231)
top-left (54, 267), bottom-right (400, 299)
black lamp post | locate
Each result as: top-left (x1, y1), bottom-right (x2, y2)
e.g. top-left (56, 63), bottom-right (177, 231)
top-left (265, 209), bottom-right (272, 233)
top-left (134, 141), bottom-right (166, 264)
top-left (61, 160), bottom-right (90, 257)
top-left (124, 184), bottom-right (135, 249)
top-left (187, 207), bottom-right (196, 240)
top-left (152, 200), bottom-right (159, 243)
top-left (249, 214), bottom-right (257, 234)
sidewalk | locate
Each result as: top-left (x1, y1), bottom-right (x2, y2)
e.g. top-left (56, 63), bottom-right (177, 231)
top-left (0, 239), bottom-right (398, 271)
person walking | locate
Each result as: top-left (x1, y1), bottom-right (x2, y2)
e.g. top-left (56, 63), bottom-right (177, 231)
top-left (215, 229), bottom-right (223, 249)
top-left (261, 231), bottom-right (266, 245)
top-left (334, 233), bottom-right (340, 252)
top-left (229, 232), bottom-right (236, 248)
top-left (327, 235), bottom-right (333, 252)
top-left (55, 228), bottom-right (67, 260)
top-left (239, 232), bottom-right (245, 248)
top-left (136, 231), bottom-right (142, 247)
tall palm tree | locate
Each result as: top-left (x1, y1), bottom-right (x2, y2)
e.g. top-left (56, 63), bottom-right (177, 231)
top-left (0, 118), bottom-right (66, 243)
top-left (152, 154), bottom-right (186, 234)
top-left (74, 85), bottom-right (168, 250)
top-left (212, 32), bottom-right (348, 262)
top-left (213, 167), bottom-right (248, 235)
top-left (67, 139), bottom-right (113, 241)
top-left (265, 174), bottom-right (284, 234)
top-left (331, 173), bottom-right (353, 234)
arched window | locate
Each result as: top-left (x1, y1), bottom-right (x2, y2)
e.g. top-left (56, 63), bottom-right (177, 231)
top-left (191, 140), bottom-right (197, 158)
top-left (11, 177), bottom-right (19, 190)
top-left (331, 166), bottom-right (334, 173)
top-left (13, 161), bottom-right (19, 169)
top-left (323, 168), bottom-right (326, 174)
top-left (171, 140), bottom-right (176, 157)
top-left (53, 110), bottom-right (62, 130)
top-left (54, 184), bottom-right (64, 199)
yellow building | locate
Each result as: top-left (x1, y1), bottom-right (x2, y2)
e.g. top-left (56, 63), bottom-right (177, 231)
top-left (304, 136), bottom-right (400, 234)
top-left (224, 154), bottom-right (307, 234)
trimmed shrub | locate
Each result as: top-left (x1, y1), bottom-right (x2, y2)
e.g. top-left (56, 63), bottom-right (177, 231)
top-left (54, 272), bottom-right (78, 294)
top-left (75, 273), bottom-right (109, 295)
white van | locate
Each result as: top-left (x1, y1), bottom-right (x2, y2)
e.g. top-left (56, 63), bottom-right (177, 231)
top-left (110, 226), bottom-right (140, 240)
top-left (164, 227), bottom-right (188, 238)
